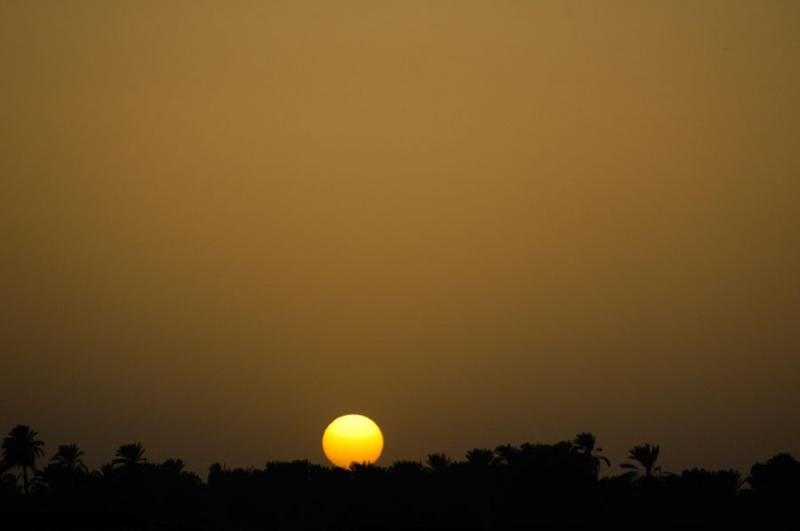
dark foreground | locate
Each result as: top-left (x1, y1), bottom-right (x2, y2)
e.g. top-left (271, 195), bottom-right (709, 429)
top-left (2, 426), bottom-right (799, 530)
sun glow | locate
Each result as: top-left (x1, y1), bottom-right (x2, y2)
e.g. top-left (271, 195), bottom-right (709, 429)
top-left (322, 414), bottom-right (384, 468)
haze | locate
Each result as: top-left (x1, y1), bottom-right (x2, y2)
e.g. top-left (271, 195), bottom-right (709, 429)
top-left (1, 1), bottom-right (799, 473)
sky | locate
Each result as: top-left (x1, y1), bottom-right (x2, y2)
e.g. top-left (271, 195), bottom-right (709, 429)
top-left (1, 1), bottom-right (799, 474)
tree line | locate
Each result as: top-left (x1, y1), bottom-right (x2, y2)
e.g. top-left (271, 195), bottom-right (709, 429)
top-left (2, 424), bottom-right (799, 530)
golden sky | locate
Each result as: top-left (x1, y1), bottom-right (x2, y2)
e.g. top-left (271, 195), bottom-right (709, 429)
top-left (1, 1), bottom-right (799, 472)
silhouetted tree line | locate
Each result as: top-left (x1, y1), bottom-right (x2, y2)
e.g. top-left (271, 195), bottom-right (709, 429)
top-left (2, 425), bottom-right (799, 530)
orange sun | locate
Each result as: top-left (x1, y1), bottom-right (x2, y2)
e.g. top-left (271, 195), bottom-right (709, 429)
top-left (322, 414), bottom-right (384, 468)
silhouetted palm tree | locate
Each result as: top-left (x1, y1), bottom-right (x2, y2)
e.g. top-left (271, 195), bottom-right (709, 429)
top-left (681, 468), bottom-right (743, 498)
top-left (465, 448), bottom-right (496, 468)
top-left (389, 460), bottom-right (425, 478)
top-left (160, 458), bottom-right (186, 475)
top-left (49, 444), bottom-right (88, 473)
top-left (100, 462), bottom-right (115, 478)
top-left (572, 432), bottom-right (610, 475)
top-left (748, 453), bottom-right (800, 497)
top-left (1, 425), bottom-right (45, 494)
top-left (349, 461), bottom-right (385, 483)
top-left (621, 444), bottom-right (661, 479)
top-left (493, 444), bottom-right (520, 466)
top-left (208, 462), bottom-right (226, 486)
top-left (112, 443), bottom-right (147, 468)
top-left (425, 453), bottom-right (452, 474)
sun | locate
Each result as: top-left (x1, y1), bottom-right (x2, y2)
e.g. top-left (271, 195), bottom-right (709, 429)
top-left (322, 414), bottom-right (384, 468)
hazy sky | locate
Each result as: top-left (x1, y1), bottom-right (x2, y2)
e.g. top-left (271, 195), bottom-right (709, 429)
top-left (2, 1), bottom-right (799, 474)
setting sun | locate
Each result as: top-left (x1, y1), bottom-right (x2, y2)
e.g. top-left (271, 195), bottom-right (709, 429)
top-left (322, 414), bottom-right (384, 468)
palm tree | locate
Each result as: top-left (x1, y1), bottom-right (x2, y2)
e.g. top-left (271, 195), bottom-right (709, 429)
top-left (425, 453), bottom-right (452, 474)
top-left (1, 425), bottom-right (45, 494)
top-left (349, 461), bottom-right (384, 484)
top-left (50, 444), bottom-right (88, 473)
top-left (389, 460), bottom-right (425, 479)
top-left (494, 444), bottom-right (522, 467)
top-left (160, 458), bottom-right (185, 475)
top-left (112, 443), bottom-right (146, 468)
top-left (572, 432), bottom-right (611, 476)
top-left (621, 444), bottom-right (661, 479)
top-left (465, 448), bottom-right (496, 468)
top-left (748, 453), bottom-right (800, 496)
top-left (100, 462), bottom-right (115, 478)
